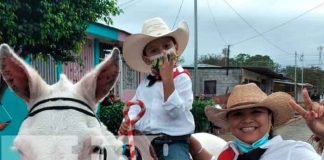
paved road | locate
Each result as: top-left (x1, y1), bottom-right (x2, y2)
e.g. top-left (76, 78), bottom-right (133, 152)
top-left (276, 117), bottom-right (313, 141)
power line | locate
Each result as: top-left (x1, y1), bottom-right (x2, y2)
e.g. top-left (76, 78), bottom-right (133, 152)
top-left (230, 1), bottom-right (324, 46)
top-left (206, 0), bottom-right (228, 45)
top-left (119, 0), bottom-right (136, 7)
top-left (223, 0), bottom-right (292, 55)
top-left (121, 0), bottom-right (141, 10)
top-left (172, 0), bottom-right (185, 30)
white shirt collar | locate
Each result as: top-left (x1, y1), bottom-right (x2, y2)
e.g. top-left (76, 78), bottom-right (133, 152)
top-left (226, 135), bottom-right (283, 152)
top-left (173, 65), bottom-right (183, 72)
top-left (260, 135), bottom-right (283, 149)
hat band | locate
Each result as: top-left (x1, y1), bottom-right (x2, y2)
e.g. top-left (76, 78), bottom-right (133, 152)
top-left (228, 101), bottom-right (260, 109)
top-left (147, 48), bottom-right (175, 60)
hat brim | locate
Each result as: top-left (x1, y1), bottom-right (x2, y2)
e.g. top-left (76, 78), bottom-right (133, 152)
top-left (205, 92), bottom-right (294, 129)
top-left (123, 21), bottom-right (189, 73)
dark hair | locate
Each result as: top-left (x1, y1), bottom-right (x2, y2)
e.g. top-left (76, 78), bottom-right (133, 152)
top-left (142, 36), bottom-right (177, 56)
top-left (309, 135), bottom-right (323, 154)
top-left (268, 109), bottom-right (275, 139)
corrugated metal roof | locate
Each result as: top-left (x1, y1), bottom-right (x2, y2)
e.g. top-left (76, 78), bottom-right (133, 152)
top-left (274, 80), bottom-right (313, 87)
top-left (183, 64), bottom-right (288, 79)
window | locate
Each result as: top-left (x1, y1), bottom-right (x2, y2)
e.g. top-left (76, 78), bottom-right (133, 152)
top-left (204, 80), bottom-right (217, 95)
top-left (99, 43), bottom-right (114, 60)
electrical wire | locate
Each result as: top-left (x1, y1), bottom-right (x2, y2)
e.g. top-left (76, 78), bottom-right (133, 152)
top-left (206, 0), bottom-right (228, 45)
top-left (119, 0), bottom-right (136, 8)
top-left (223, 0), bottom-right (292, 55)
top-left (230, 1), bottom-right (324, 46)
top-left (121, 0), bottom-right (141, 10)
top-left (172, 0), bottom-right (185, 30)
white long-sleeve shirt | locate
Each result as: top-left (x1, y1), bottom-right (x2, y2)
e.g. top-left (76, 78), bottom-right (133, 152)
top-left (213, 135), bottom-right (321, 160)
top-left (129, 66), bottom-right (195, 136)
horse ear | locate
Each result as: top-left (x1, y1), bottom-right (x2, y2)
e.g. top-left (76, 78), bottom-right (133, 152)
top-left (0, 44), bottom-right (48, 103)
top-left (76, 47), bottom-right (120, 107)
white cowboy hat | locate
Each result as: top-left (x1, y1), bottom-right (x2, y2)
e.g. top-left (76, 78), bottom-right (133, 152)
top-left (123, 17), bottom-right (189, 73)
top-left (205, 83), bottom-right (294, 129)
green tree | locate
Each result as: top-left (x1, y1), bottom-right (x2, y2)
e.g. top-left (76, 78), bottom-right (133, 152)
top-left (198, 53), bottom-right (225, 66)
top-left (230, 53), bottom-right (250, 67)
top-left (0, 0), bottom-right (121, 61)
top-left (282, 66), bottom-right (324, 93)
top-left (198, 51), bottom-right (281, 71)
top-left (231, 53), bottom-right (281, 71)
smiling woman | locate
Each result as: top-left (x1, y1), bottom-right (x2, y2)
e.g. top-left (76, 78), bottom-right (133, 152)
top-left (227, 107), bottom-right (272, 146)
top-left (189, 83), bottom-right (323, 160)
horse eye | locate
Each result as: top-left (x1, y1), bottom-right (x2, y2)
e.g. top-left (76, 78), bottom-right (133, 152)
top-left (92, 146), bottom-right (102, 154)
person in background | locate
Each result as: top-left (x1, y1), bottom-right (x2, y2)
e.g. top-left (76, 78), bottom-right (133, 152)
top-left (189, 83), bottom-right (323, 160)
top-left (311, 90), bottom-right (320, 102)
top-left (118, 17), bottom-right (195, 160)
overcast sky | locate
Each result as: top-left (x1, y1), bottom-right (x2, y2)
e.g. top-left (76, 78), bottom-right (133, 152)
top-left (111, 0), bottom-right (324, 68)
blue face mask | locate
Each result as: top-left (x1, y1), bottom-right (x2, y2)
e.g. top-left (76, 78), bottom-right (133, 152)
top-left (234, 133), bottom-right (269, 153)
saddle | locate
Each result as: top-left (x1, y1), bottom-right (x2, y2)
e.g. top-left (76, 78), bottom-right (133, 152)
top-left (120, 130), bottom-right (192, 160)
top-left (120, 130), bottom-right (158, 160)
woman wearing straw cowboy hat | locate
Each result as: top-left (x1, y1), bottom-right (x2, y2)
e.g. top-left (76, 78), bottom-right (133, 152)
top-left (118, 17), bottom-right (195, 160)
top-left (189, 83), bottom-right (323, 160)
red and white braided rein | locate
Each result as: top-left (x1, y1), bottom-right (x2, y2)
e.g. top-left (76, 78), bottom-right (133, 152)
top-left (122, 99), bottom-right (146, 160)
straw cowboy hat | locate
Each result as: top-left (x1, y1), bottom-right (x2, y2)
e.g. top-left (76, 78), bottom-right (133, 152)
top-left (205, 83), bottom-right (294, 129)
top-left (123, 17), bottom-right (189, 73)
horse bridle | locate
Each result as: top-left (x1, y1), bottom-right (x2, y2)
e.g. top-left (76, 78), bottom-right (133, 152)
top-left (26, 97), bottom-right (108, 160)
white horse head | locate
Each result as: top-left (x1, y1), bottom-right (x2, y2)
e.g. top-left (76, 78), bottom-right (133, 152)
top-left (0, 44), bottom-right (125, 160)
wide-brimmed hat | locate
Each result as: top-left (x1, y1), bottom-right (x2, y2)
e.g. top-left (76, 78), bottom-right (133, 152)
top-left (123, 17), bottom-right (189, 73)
top-left (205, 83), bottom-right (294, 129)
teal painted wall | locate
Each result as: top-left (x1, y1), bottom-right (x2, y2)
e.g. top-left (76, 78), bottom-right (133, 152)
top-left (0, 89), bottom-right (27, 135)
top-left (0, 55), bottom-right (29, 160)
top-left (56, 61), bottom-right (63, 81)
top-left (0, 88), bottom-right (27, 160)
top-left (1, 135), bottom-right (20, 160)
top-left (87, 23), bottom-right (118, 40)
top-left (94, 39), bottom-right (100, 65)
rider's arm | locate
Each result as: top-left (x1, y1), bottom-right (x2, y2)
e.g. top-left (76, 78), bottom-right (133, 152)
top-left (162, 73), bottom-right (193, 118)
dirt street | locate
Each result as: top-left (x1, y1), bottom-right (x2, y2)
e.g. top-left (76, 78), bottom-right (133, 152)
top-left (276, 117), bottom-right (313, 142)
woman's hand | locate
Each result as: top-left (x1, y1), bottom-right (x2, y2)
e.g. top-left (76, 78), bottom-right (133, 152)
top-left (118, 121), bottom-right (135, 135)
top-left (288, 88), bottom-right (324, 140)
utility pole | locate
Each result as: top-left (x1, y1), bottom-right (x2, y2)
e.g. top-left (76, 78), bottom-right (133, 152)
top-left (318, 46), bottom-right (323, 93)
top-left (226, 45), bottom-right (230, 75)
top-left (193, 0), bottom-right (198, 97)
top-left (318, 46), bottom-right (323, 66)
top-left (294, 52), bottom-right (298, 100)
top-left (300, 53), bottom-right (304, 84)
top-left (226, 45), bottom-right (230, 66)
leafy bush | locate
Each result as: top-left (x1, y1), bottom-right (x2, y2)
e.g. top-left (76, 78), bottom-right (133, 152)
top-left (191, 99), bottom-right (214, 132)
top-left (99, 99), bottom-right (214, 134)
top-left (99, 101), bottom-right (124, 135)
